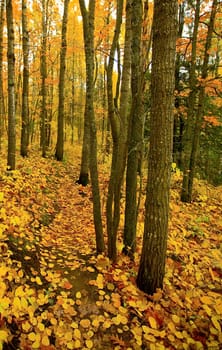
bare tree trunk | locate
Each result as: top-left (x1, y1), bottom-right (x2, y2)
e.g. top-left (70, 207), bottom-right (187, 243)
top-left (6, 0), bottom-right (16, 170)
top-left (181, 0), bottom-right (200, 202)
top-left (0, 0), bottom-right (5, 153)
top-left (123, 0), bottom-right (143, 258)
top-left (184, 0), bottom-right (218, 202)
top-left (40, 0), bottom-right (47, 158)
top-left (55, 0), bottom-right (70, 161)
top-left (21, 0), bottom-right (30, 157)
top-left (79, 0), bottom-right (104, 254)
top-left (137, 0), bottom-right (177, 295)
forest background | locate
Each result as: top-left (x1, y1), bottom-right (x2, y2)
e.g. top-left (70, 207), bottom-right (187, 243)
top-left (0, 0), bottom-right (222, 349)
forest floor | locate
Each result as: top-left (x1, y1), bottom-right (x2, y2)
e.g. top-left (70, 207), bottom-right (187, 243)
top-left (0, 146), bottom-right (222, 350)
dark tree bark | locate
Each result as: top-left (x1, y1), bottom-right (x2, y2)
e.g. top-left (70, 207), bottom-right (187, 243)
top-left (55, 0), bottom-right (70, 161)
top-left (137, 0), bottom-right (178, 295)
top-left (173, 1), bottom-right (185, 168)
top-left (181, 0), bottom-right (200, 202)
top-left (40, 0), bottom-right (47, 158)
top-left (6, 0), bottom-right (16, 170)
top-left (21, 0), bottom-right (30, 157)
top-left (123, 0), bottom-right (143, 258)
top-left (182, 0), bottom-right (218, 202)
top-left (0, 0), bottom-right (5, 153)
top-left (106, 0), bottom-right (132, 261)
top-left (79, 0), bottom-right (105, 254)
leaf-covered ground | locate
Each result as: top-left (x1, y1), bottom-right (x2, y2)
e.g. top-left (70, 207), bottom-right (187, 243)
top-left (0, 149), bottom-right (222, 350)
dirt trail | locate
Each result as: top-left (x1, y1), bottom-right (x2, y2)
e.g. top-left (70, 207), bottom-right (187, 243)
top-left (2, 153), bottom-right (222, 350)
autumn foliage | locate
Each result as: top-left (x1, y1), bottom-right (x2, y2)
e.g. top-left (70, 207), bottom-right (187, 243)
top-left (0, 148), bottom-right (221, 349)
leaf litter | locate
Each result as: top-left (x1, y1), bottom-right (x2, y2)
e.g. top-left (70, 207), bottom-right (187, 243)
top-left (0, 150), bottom-right (221, 349)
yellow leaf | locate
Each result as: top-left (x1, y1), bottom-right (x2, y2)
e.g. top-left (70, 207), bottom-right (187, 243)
top-left (0, 266), bottom-right (8, 278)
top-left (50, 317), bottom-right (57, 325)
top-left (0, 297), bottom-right (10, 311)
top-left (143, 333), bottom-right (155, 342)
top-left (32, 340), bottom-right (40, 349)
top-left (36, 276), bottom-right (42, 285)
top-left (112, 316), bottom-right (120, 326)
top-left (107, 283), bottom-right (115, 291)
top-left (175, 331), bottom-right (183, 339)
top-left (15, 286), bottom-right (25, 297)
top-left (76, 292), bottom-right (81, 299)
top-left (22, 321), bottom-right (31, 332)
top-left (73, 328), bottom-right (81, 339)
top-left (28, 332), bottom-right (36, 341)
top-left (103, 320), bottom-right (112, 329)
top-left (214, 302), bottom-right (222, 315)
top-left (211, 316), bottom-right (221, 332)
top-left (85, 339), bottom-right (93, 349)
top-left (74, 339), bottom-right (81, 348)
top-left (37, 322), bottom-right (45, 332)
top-left (80, 319), bottom-right (91, 328)
top-left (65, 331), bottom-right (73, 341)
top-left (86, 330), bottom-right (94, 339)
top-left (0, 330), bottom-right (8, 342)
top-left (67, 341), bottom-right (74, 349)
top-left (0, 192), bottom-right (4, 201)
top-left (21, 297), bottom-right (28, 309)
top-left (42, 335), bottom-right (50, 346)
top-left (168, 321), bottom-right (176, 333)
top-left (96, 273), bottom-right (104, 289)
top-left (87, 266), bottom-right (95, 272)
top-left (200, 296), bottom-right (212, 305)
top-left (148, 316), bottom-right (157, 329)
top-left (202, 304), bottom-right (212, 316)
top-left (92, 319), bottom-right (100, 328)
top-left (13, 297), bottom-right (21, 310)
top-left (71, 322), bottom-right (78, 329)
top-left (172, 314), bottom-right (180, 324)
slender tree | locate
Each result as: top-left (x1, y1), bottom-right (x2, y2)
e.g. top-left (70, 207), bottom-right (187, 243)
top-left (55, 0), bottom-right (70, 161)
top-left (40, 0), bottom-right (48, 158)
top-left (0, 0), bottom-right (5, 153)
top-left (6, 0), bottom-right (16, 170)
top-left (123, 0), bottom-right (143, 258)
top-left (180, 0), bottom-right (200, 202)
top-left (79, 0), bottom-right (104, 253)
top-left (106, 0), bottom-right (132, 261)
top-left (181, 0), bottom-right (218, 202)
top-left (21, 0), bottom-right (30, 157)
top-left (137, 0), bottom-right (178, 295)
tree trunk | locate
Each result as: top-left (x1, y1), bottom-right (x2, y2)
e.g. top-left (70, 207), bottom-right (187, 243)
top-left (0, 0), bottom-right (5, 153)
top-left (183, 0), bottom-right (218, 202)
top-left (55, 0), bottom-right (70, 161)
top-left (106, 0), bottom-right (132, 261)
top-left (181, 0), bottom-right (200, 202)
top-left (123, 0), bottom-right (143, 258)
top-left (6, 0), bottom-right (16, 170)
top-left (137, 0), bottom-right (177, 295)
top-left (79, 0), bottom-right (104, 254)
top-left (21, 0), bottom-right (29, 157)
top-left (40, 0), bottom-right (47, 158)
top-left (173, 1), bottom-right (185, 168)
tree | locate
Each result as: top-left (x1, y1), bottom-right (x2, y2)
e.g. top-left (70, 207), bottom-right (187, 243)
top-left (79, 0), bottom-right (105, 254)
top-left (181, 0), bottom-right (218, 202)
top-left (21, 0), bottom-right (30, 157)
top-left (0, 0), bottom-right (5, 153)
top-left (180, 0), bottom-right (201, 202)
top-left (40, 0), bottom-right (48, 158)
top-left (55, 0), bottom-right (70, 161)
top-left (6, 0), bottom-right (16, 170)
top-left (137, 0), bottom-right (178, 295)
top-left (106, 0), bottom-right (132, 261)
top-left (123, 0), bottom-right (143, 258)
